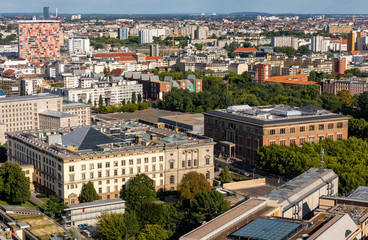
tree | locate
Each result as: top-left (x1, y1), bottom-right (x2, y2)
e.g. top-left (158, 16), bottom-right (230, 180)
top-left (219, 166), bottom-right (232, 183)
top-left (132, 92), bottom-right (137, 104)
top-left (96, 212), bottom-right (139, 240)
top-left (42, 195), bottom-right (66, 219)
top-left (88, 99), bottom-right (92, 104)
top-left (99, 94), bottom-right (104, 106)
top-left (137, 224), bottom-right (168, 240)
top-left (0, 143), bottom-right (7, 163)
top-left (67, 227), bottom-right (81, 240)
top-left (79, 181), bottom-right (99, 203)
top-left (138, 93), bottom-right (142, 103)
top-left (178, 171), bottom-right (211, 200)
top-left (122, 174), bottom-right (156, 212)
top-left (0, 162), bottom-right (30, 204)
top-left (297, 45), bottom-right (310, 54)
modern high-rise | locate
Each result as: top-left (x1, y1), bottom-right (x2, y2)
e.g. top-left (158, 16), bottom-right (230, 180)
top-left (333, 56), bottom-right (346, 77)
top-left (43, 7), bottom-right (50, 20)
top-left (18, 20), bottom-right (61, 63)
top-left (255, 64), bottom-right (271, 84)
top-left (311, 35), bottom-right (328, 52)
top-left (138, 29), bottom-right (153, 44)
top-left (194, 26), bottom-right (208, 40)
top-left (271, 36), bottom-right (298, 49)
top-left (150, 44), bottom-right (160, 56)
top-left (348, 31), bottom-right (357, 52)
top-left (117, 27), bottom-right (129, 40)
top-left (66, 38), bottom-right (90, 54)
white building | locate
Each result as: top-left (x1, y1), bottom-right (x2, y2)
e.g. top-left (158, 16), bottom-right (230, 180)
top-left (311, 35), bottom-right (329, 52)
top-left (62, 73), bottom-right (79, 89)
top-left (67, 38), bottom-right (90, 54)
top-left (271, 36), bottom-right (299, 49)
top-left (138, 29), bottom-right (153, 44)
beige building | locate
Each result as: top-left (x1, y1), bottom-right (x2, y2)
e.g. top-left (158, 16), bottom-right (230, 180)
top-left (63, 103), bottom-right (91, 126)
top-left (39, 110), bottom-right (79, 129)
top-left (7, 124), bottom-right (215, 204)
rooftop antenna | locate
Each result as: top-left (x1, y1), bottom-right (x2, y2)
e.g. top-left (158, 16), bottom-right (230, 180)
top-left (320, 148), bottom-right (324, 169)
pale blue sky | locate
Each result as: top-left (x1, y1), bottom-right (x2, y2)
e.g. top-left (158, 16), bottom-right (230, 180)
top-left (0, 0), bottom-right (367, 14)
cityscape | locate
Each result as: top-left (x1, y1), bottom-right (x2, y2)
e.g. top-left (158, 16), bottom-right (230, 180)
top-left (1, 3), bottom-right (368, 240)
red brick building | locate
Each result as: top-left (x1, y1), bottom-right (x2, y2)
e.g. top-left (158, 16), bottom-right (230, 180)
top-left (18, 20), bottom-right (61, 63)
top-left (333, 57), bottom-right (346, 76)
top-left (256, 64), bottom-right (271, 84)
top-left (204, 105), bottom-right (349, 166)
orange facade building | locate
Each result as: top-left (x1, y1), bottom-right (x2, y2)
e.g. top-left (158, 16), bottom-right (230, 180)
top-left (18, 20), bottom-right (61, 63)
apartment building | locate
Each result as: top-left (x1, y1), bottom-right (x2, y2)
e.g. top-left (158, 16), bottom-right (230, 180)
top-left (271, 36), bottom-right (299, 49)
top-left (256, 64), bottom-right (271, 84)
top-left (18, 20), bottom-right (61, 63)
top-left (204, 105), bottom-right (349, 165)
top-left (63, 103), bottom-right (91, 126)
top-left (7, 124), bottom-right (215, 204)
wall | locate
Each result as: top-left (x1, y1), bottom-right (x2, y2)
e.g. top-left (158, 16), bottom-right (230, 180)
top-left (223, 178), bottom-right (266, 190)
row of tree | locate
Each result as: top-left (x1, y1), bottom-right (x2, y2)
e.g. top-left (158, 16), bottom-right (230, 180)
top-left (96, 172), bottom-right (230, 240)
top-left (97, 93), bottom-right (151, 113)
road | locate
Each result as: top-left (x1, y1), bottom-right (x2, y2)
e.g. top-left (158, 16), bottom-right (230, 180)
top-left (215, 157), bottom-right (286, 188)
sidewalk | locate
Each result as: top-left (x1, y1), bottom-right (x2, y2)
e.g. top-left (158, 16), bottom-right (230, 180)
top-left (30, 191), bottom-right (45, 206)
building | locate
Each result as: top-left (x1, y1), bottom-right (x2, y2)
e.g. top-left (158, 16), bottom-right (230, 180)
top-left (158, 113), bottom-right (205, 135)
top-left (138, 29), bottom-right (153, 44)
top-left (0, 78), bottom-right (21, 97)
top-left (18, 20), bottom-right (61, 63)
top-left (255, 64), bottom-right (271, 84)
top-left (333, 56), bottom-right (346, 76)
top-left (265, 74), bottom-right (320, 90)
top-left (194, 26), bottom-right (208, 40)
top-left (43, 7), bottom-right (50, 20)
top-left (271, 36), bottom-right (298, 49)
top-left (38, 110), bottom-right (79, 129)
top-left (311, 35), bottom-right (329, 52)
top-left (7, 124), bottom-right (215, 204)
top-left (117, 27), bottom-right (129, 40)
top-left (62, 199), bottom-right (125, 227)
top-left (204, 104), bottom-right (349, 165)
top-left (348, 31), bottom-right (357, 53)
top-left (66, 38), bottom-right (90, 54)
top-left (150, 44), bottom-right (159, 57)
top-left (63, 103), bottom-right (91, 126)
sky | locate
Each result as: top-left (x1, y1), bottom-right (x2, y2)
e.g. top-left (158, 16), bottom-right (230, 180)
top-left (1, 0), bottom-right (368, 14)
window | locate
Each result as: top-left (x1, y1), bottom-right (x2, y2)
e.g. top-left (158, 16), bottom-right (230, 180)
top-left (106, 170), bottom-right (110, 177)
top-left (90, 172), bottom-right (94, 179)
top-left (129, 159), bottom-right (134, 165)
top-left (254, 139), bottom-right (259, 149)
top-left (129, 168), bottom-right (133, 174)
top-left (89, 164), bottom-right (94, 170)
top-left (309, 137), bottom-right (315, 143)
top-left (246, 138), bottom-right (251, 147)
top-left (327, 135), bottom-right (333, 140)
top-left (137, 167), bottom-right (141, 173)
top-left (290, 127), bottom-right (296, 133)
top-left (121, 160), bottom-right (126, 166)
top-left (280, 128), bottom-right (286, 134)
top-left (114, 161), bottom-right (118, 167)
top-left (337, 122), bottom-right (343, 128)
top-left (98, 171), bottom-right (102, 178)
top-left (69, 175), bottom-right (74, 181)
top-left (182, 161), bottom-right (185, 167)
top-left (152, 165), bottom-right (156, 171)
top-left (309, 125), bottom-right (315, 131)
top-left (319, 124), bottom-right (324, 130)
top-left (280, 140), bottom-right (286, 146)
top-left (290, 139), bottom-right (296, 144)
top-left (144, 158), bottom-right (149, 163)
top-left (145, 166), bottom-right (148, 172)
top-left (98, 163), bottom-right (102, 169)
top-left (152, 157), bottom-right (156, 162)
top-left (300, 126), bottom-right (305, 132)
top-left (137, 158), bottom-right (141, 164)
top-left (69, 166), bottom-right (74, 172)
top-left (99, 187), bottom-right (102, 194)
top-left (106, 162), bottom-right (110, 168)
top-left (270, 129), bottom-right (276, 135)
top-left (106, 186), bottom-right (110, 193)
top-left (299, 138), bottom-right (305, 145)
top-left (114, 169), bottom-right (118, 176)
top-left (328, 123), bottom-right (334, 129)
top-left (337, 134), bottom-right (343, 140)
top-left (194, 159), bottom-right (197, 166)
top-left (107, 180), bottom-right (110, 184)
top-left (170, 162), bottom-right (174, 169)
top-left (269, 140), bottom-right (276, 145)
top-left (206, 171), bottom-right (210, 179)
top-left (99, 181), bottom-right (102, 185)
top-left (81, 164), bottom-right (86, 171)
top-left (82, 173), bottom-right (86, 180)
top-left (206, 157), bottom-right (210, 165)
top-left (159, 156), bottom-right (163, 162)
top-left (170, 175), bottom-right (174, 184)
top-left (122, 169), bottom-right (125, 175)
top-left (319, 136), bottom-right (324, 142)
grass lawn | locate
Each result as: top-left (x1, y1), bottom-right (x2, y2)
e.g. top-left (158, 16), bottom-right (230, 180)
top-left (38, 198), bottom-right (50, 203)
top-left (0, 199), bottom-right (36, 207)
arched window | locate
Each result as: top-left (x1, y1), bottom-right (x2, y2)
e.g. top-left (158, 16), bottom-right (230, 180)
top-left (170, 175), bottom-right (175, 184)
top-left (193, 159), bottom-right (197, 166)
top-left (205, 155), bottom-right (210, 165)
top-left (206, 171), bottom-right (210, 179)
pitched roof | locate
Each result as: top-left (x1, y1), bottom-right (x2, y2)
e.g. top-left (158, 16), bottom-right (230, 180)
top-left (115, 57), bottom-right (137, 62)
top-left (110, 68), bottom-right (124, 76)
top-left (146, 56), bottom-right (163, 61)
top-left (62, 126), bottom-right (116, 150)
top-left (234, 48), bottom-right (258, 53)
top-left (93, 52), bottom-right (133, 58)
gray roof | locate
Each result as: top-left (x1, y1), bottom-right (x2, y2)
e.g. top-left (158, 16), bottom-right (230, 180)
top-left (348, 186), bottom-right (368, 200)
top-left (62, 126), bottom-right (116, 150)
top-left (0, 94), bottom-right (61, 103)
top-left (63, 103), bottom-right (91, 108)
top-left (39, 110), bottom-right (76, 118)
top-left (204, 109), bottom-right (349, 127)
top-left (65, 198), bottom-right (125, 211)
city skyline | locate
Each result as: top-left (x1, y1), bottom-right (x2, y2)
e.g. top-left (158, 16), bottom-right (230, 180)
top-left (2, 0), bottom-right (368, 15)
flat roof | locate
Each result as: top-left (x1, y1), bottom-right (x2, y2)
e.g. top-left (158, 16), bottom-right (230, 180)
top-left (231, 218), bottom-right (302, 240)
top-left (159, 113), bottom-right (204, 126)
top-left (65, 198), bottom-right (125, 210)
top-left (0, 94), bottom-right (61, 103)
top-left (39, 110), bottom-right (76, 118)
top-left (18, 20), bottom-right (60, 23)
top-left (181, 199), bottom-right (266, 240)
top-left (348, 186), bottom-right (368, 200)
top-left (63, 103), bottom-right (91, 108)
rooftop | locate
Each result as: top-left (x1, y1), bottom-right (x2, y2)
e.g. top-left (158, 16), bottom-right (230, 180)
top-left (39, 110), bottom-right (76, 118)
top-left (204, 104), bottom-right (349, 126)
top-left (0, 94), bottom-right (61, 103)
top-left (65, 198), bottom-right (125, 211)
top-left (63, 102), bottom-right (91, 108)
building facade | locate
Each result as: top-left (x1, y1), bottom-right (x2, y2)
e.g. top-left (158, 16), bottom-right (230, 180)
top-left (18, 20), bottom-right (61, 63)
top-left (256, 64), bottom-right (271, 84)
top-left (204, 105), bottom-right (349, 165)
top-left (66, 38), bottom-right (90, 54)
top-left (138, 29), bottom-right (153, 44)
top-left (63, 103), bottom-right (91, 126)
top-left (117, 27), bottom-right (129, 40)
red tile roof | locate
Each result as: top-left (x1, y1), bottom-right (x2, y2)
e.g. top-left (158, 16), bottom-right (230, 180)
top-left (234, 48), bottom-right (258, 53)
top-left (114, 57), bottom-right (137, 62)
top-left (146, 56), bottom-right (163, 61)
top-left (267, 74), bottom-right (308, 82)
top-left (110, 68), bottom-right (124, 76)
top-left (93, 52), bottom-right (133, 58)
top-left (1, 69), bottom-right (15, 78)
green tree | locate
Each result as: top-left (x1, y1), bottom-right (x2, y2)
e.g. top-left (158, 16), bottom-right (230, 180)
top-left (67, 227), bottom-right (81, 240)
top-left (0, 162), bottom-right (30, 204)
top-left (137, 224), bottom-right (168, 240)
top-left (96, 212), bottom-right (139, 240)
top-left (99, 94), bottom-right (104, 106)
top-left (0, 143), bottom-right (7, 163)
top-left (138, 93), bottom-right (142, 103)
top-left (178, 171), bottom-right (211, 200)
top-left (219, 166), bottom-right (232, 183)
top-left (88, 99), bottom-right (92, 104)
top-left (42, 195), bottom-right (66, 219)
top-left (122, 174), bottom-right (156, 212)
top-left (132, 92), bottom-right (137, 104)
top-left (297, 45), bottom-right (310, 54)
top-left (79, 181), bottom-right (99, 203)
